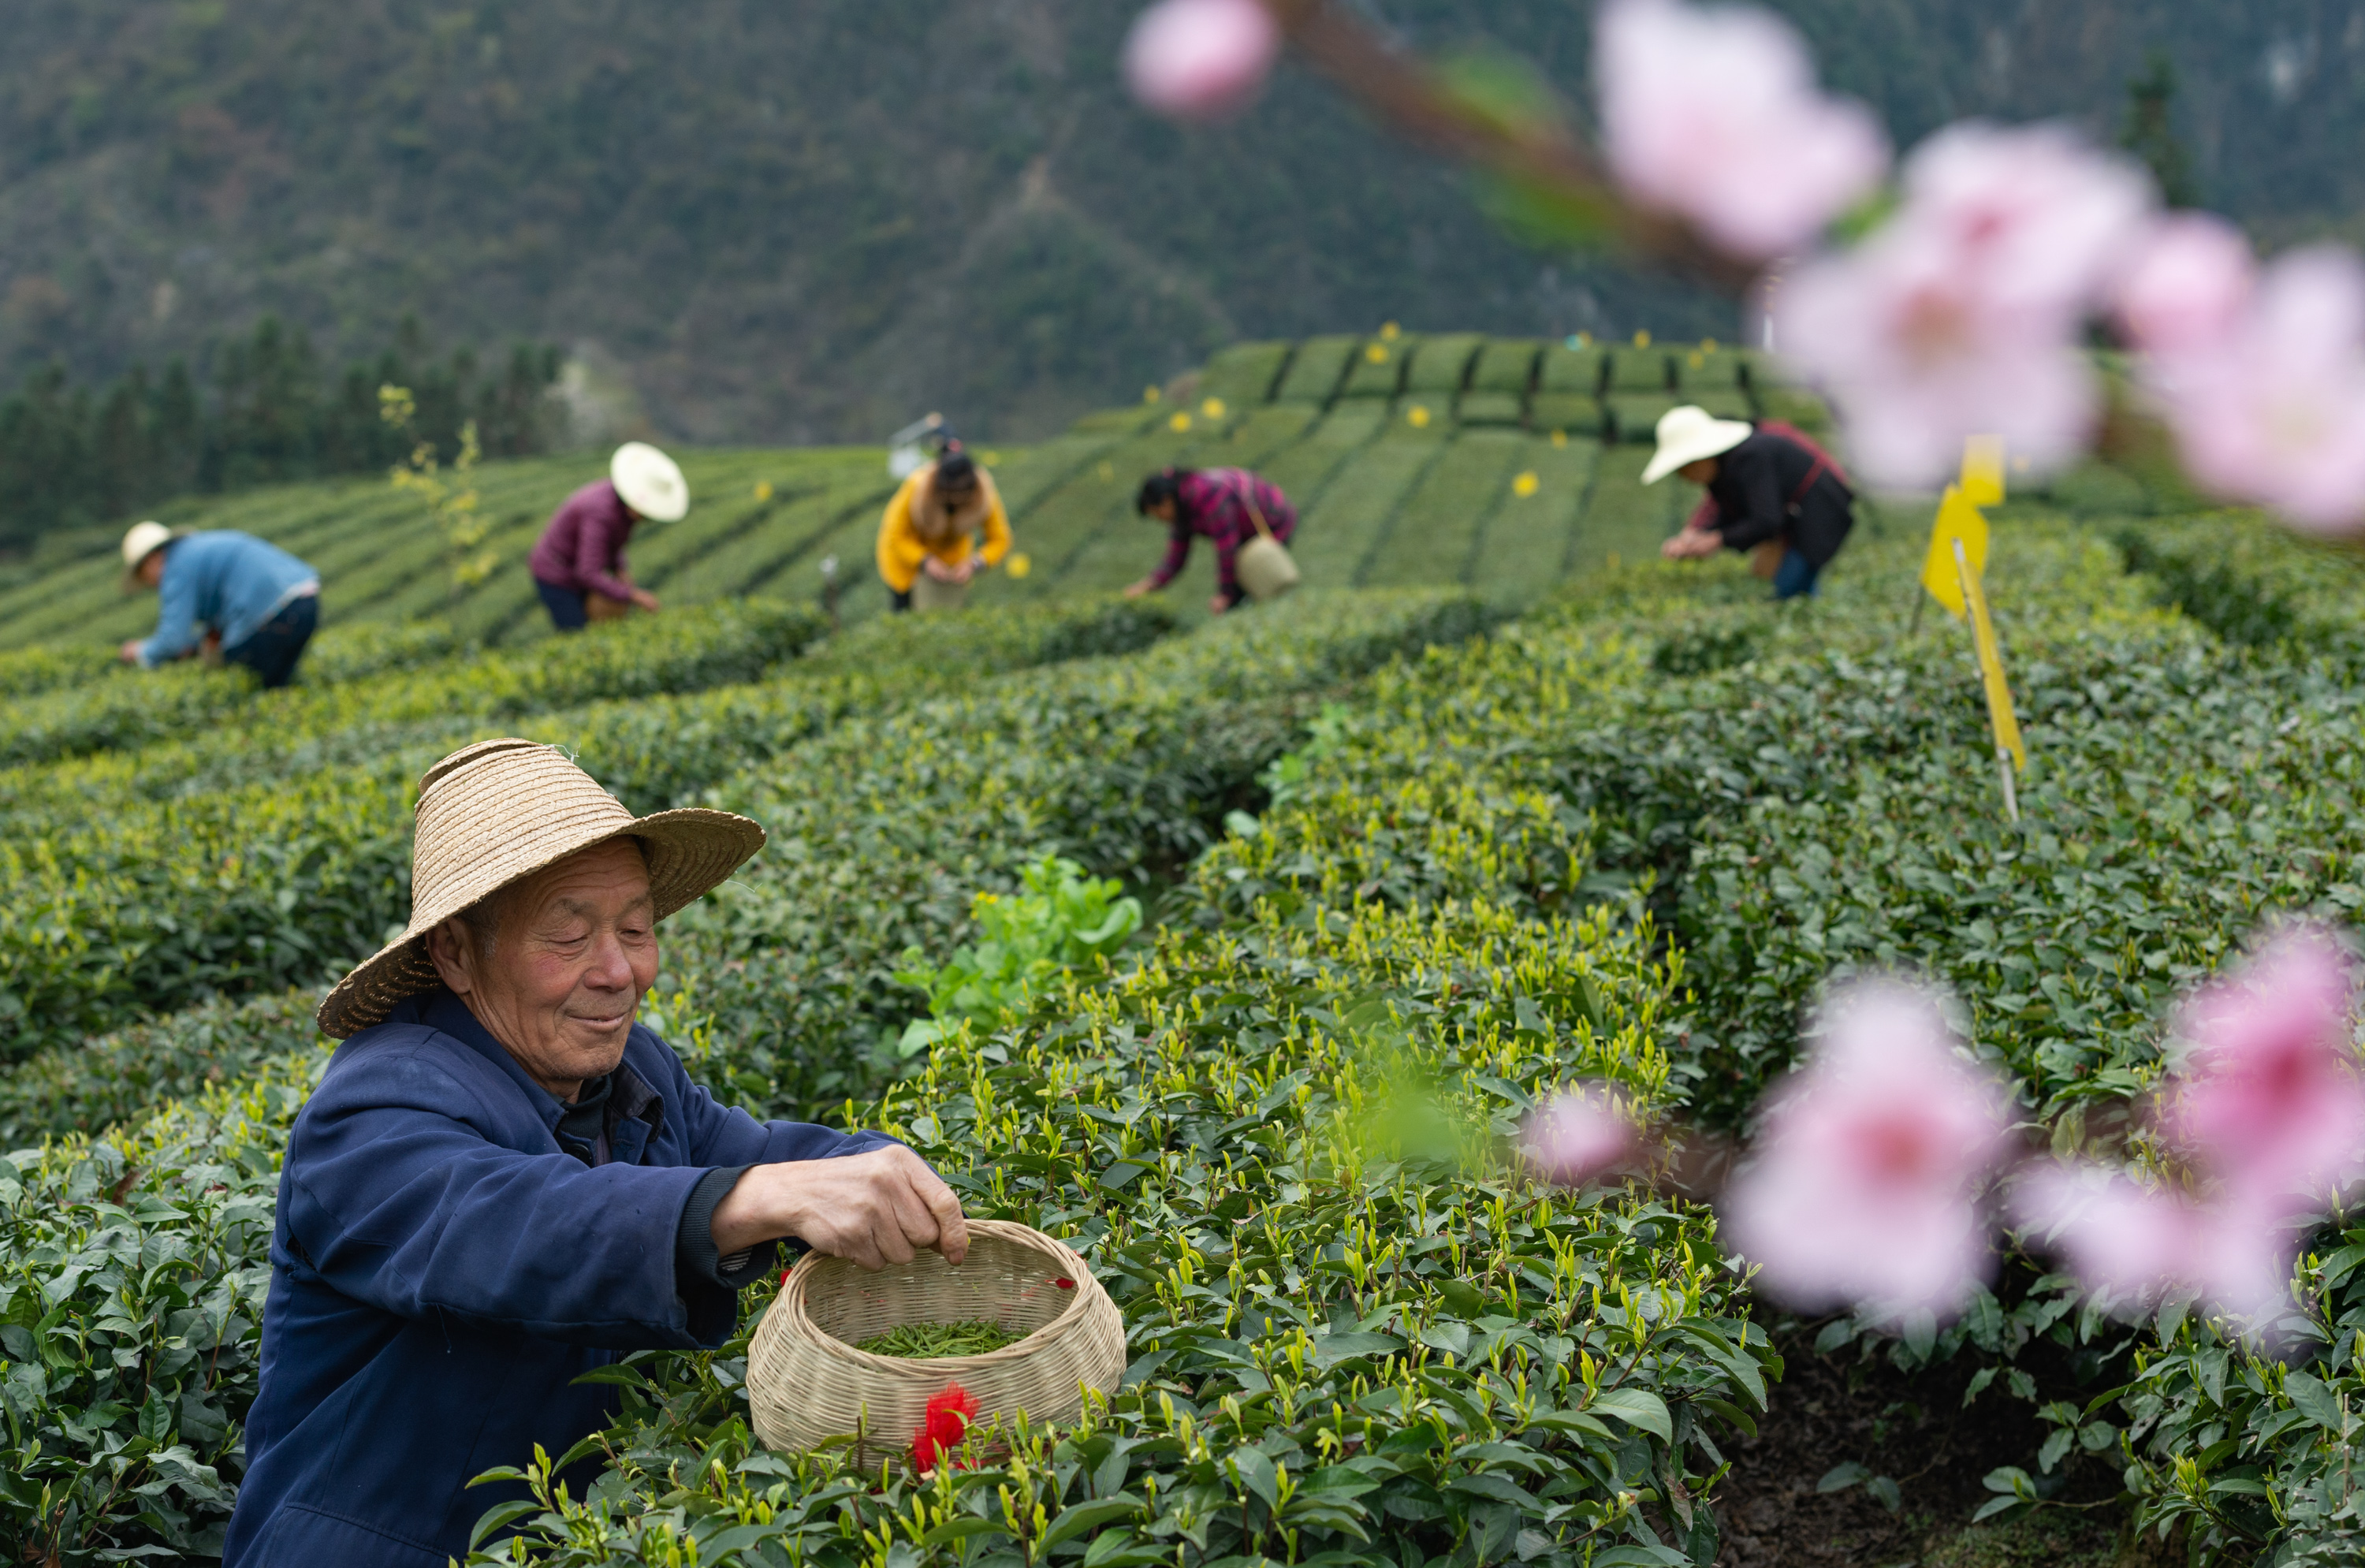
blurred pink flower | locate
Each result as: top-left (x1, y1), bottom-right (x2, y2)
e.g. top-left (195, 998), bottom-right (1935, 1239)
top-left (1773, 122), bottom-right (2154, 487)
top-left (2165, 926), bottom-right (2365, 1199)
top-left (2013, 1164), bottom-right (2290, 1320)
top-left (1523, 1084), bottom-right (1642, 1184)
top-left (2114, 212), bottom-right (2256, 359)
top-left (1123, 0), bottom-right (1280, 122)
top-left (1595, 0), bottom-right (1888, 260)
top-left (2144, 247), bottom-right (2365, 534)
top-left (1721, 981), bottom-right (2012, 1315)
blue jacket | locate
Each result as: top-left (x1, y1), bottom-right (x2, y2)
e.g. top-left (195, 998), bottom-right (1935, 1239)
top-left (224, 990), bottom-right (896, 1567)
top-left (137, 531), bottom-right (318, 666)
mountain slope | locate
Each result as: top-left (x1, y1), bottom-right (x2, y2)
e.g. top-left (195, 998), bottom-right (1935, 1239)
top-left (0, 1), bottom-right (2345, 448)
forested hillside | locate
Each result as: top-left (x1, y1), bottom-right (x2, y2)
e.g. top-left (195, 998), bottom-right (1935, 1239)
top-left (1, 0), bottom-right (2349, 447)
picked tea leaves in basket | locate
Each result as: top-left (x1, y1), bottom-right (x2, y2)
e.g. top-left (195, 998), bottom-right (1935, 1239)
top-left (747, 1219), bottom-right (1124, 1469)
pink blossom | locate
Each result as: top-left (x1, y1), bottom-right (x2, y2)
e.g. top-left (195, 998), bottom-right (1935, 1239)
top-left (2145, 247), bottom-right (2365, 534)
top-left (1773, 122), bottom-right (2155, 487)
top-left (1720, 981), bottom-right (2013, 1315)
top-left (1594, 0), bottom-right (1888, 260)
top-left (1123, 0), bottom-right (1280, 122)
top-left (1523, 1085), bottom-right (1643, 1185)
top-left (2013, 1164), bottom-right (2292, 1320)
top-left (2114, 212), bottom-right (2256, 359)
top-left (2164, 926), bottom-right (2365, 1199)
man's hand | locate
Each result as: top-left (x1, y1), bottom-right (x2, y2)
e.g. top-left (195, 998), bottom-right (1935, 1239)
top-left (630, 587), bottom-right (662, 613)
top-left (1208, 594), bottom-right (1231, 615)
top-left (1122, 579), bottom-right (1155, 599)
top-left (710, 1146), bottom-right (970, 1270)
top-left (117, 639), bottom-right (143, 665)
top-left (1661, 528), bottom-right (1719, 561)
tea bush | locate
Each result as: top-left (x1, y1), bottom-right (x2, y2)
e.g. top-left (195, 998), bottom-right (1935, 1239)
top-left (0, 590), bottom-right (1504, 1564)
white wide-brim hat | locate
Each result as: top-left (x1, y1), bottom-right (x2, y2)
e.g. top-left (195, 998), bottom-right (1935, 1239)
top-left (612, 441), bottom-right (690, 522)
top-left (1642, 405), bottom-right (1756, 485)
top-left (316, 738), bottom-right (763, 1038)
top-left (119, 520), bottom-right (179, 590)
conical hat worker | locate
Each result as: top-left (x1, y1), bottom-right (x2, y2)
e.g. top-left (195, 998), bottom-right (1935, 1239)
top-left (222, 739), bottom-right (966, 1567)
top-left (877, 446), bottom-right (1011, 611)
top-left (1648, 405), bottom-right (1856, 600)
top-left (527, 442), bottom-right (688, 631)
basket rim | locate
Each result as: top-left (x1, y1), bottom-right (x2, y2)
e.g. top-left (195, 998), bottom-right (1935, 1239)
top-left (776, 1218), bottom-right (1106, 1380)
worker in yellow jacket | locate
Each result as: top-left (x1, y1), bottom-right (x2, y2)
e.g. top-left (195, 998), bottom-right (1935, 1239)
top-left (877, 449), bottom-right (1011, 610)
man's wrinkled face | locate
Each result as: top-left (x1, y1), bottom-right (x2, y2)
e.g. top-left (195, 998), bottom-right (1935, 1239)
top-left (425, 839), bottom-right (658, 1101)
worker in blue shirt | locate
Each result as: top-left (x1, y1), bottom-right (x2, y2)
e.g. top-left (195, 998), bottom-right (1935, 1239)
top-left (117, 521), bottom-right (322, 687)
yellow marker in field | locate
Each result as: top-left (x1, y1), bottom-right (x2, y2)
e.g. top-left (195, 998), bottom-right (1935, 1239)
top-left (1513, 471), bottom-right (1540, 498)
top-left (754, 480), bottom-right (773, 502)
top-left (1170, 412), bottom-right (1192, 433)
top-left (1365, 343), bottom-right (1389, 364)
top-left (1633, 330), bottom-right (1652, 348)
top-left (1144, 385), bottom-right (1161, 403)
top-left (1406, 404), bottom-right (1431, 428)
top-left (1005, 553), bottom-right (1032, 580)
top-left (1551, 430), bottom-right (1568, 449)
top-left (1703, 337), bottom-right (1720, 354)
top-left (1919, 486), bottom-right (1991, 620)
top-left (1380, 322), bottom-right (1401, 341)
top-left (1960, 434), bottom-right (2006, 507)
top-left (1201, 397), bottom-right (1226, 420)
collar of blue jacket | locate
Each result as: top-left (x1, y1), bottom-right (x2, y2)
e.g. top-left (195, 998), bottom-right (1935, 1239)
top-left (222, 987), bottom-right (898, 1568)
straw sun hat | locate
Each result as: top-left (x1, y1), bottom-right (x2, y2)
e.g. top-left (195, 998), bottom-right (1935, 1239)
top-left (315, 739), bottom-right (763, 1038)
top-left (1641, 404), bottom-right (1756, 485)
top-left (612, 441), bottom-right (690, 522)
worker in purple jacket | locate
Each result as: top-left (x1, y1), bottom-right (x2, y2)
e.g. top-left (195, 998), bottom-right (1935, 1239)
top-left (527, 443), bottom-right (690, 630)
top-left (1123, 467), bottom-right (1298, 614)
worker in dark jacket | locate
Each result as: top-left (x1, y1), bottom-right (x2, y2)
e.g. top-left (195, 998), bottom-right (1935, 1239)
top-left (1125, 467), bottom-right (1297, 614)
top-left (1648, 406), bottom-right (1855, 599)
top-left (222, 739), bottom-right (967, 1568)
top-left (527, 442), bottom-right (689, 629)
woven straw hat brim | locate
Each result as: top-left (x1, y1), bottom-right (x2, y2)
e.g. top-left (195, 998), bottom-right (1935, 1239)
top-left (315, 810), bottom-right (761, 1039)
top-left (316, 736), bottom-right (765, 1038)
top-left (1641, 404), bottom-right (1756, 484)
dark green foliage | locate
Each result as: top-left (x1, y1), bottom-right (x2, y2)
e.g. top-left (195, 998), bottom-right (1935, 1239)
top-left (0, 318), bottom-right (561, 551)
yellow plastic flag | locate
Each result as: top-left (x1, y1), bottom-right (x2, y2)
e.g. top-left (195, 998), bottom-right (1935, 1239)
top-left (1005, 553), bottom-right (1032, 580)
top-left (1919, 486), bottom-right (1991, 619)
top-left (1956, 538), bottom-right (2026, 771)
top-left (1961, 434), bottom-right (2006, 508)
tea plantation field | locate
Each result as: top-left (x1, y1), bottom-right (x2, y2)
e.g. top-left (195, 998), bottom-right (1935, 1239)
top-left (0, 333), bottom-right (1819, 654)
top-left (8, 332), bottom-right (2365, 1568)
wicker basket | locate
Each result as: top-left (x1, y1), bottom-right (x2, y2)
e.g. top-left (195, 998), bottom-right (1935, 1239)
top-left (746, 1220), bottom-right (1125, 1469)
top-left (910, 572), bottom-right (970, 612)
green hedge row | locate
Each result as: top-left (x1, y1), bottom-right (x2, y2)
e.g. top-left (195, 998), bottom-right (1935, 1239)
top-left (0, 589), bottom-right (1510, 1565)
top-left (0, 600), bottom-right (1174, 1057)
top-left (478, 599), bottom-right (1765, 1567)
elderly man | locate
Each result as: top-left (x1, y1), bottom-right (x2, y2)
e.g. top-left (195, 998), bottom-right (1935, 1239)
top-left (222, 738), bottom-right (966, 1566)
top-left (528, 441), bottom-right (688, 629)
top-left (117, 521), bottom-right (322, 687)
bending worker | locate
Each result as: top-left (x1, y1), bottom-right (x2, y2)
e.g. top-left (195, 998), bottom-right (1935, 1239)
top-left (877, 445), bottom-right (1010, 611)
top-left (529, 441), bottom-right (688, 630)
top-left (222, 739), bottom-right (967, 1566)
top-left (117, 522), bottom-right (320, 688)
top-left (1124, 467), bottom-right (1296, 615)
top-left (1649, 405), bottom-right (1855, 599)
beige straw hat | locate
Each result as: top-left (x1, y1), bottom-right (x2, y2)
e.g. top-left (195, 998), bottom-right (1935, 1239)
top-left (315, 738), bottom-right (764, 1038)
top-left (119, 520), bottom-right (180, 590)
top-left (1642, 404), bottom-right (1756, 485)
top-left (612, 441), bottom-right (690, 522)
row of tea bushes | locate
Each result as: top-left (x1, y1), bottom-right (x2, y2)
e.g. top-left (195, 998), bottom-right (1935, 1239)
top-left (657, 590), bottom-right (1503, 1122)
top-left (1521, 518), bottom-right (2365, 1561)
top-left (0, 596), bottom-right (830, 773)
top-left (0, 600), bottom-right (1179, 1059)
top-left (480, 598), bottom-right (1767, 1568)
top-left (0, 594), bottom-right (1502, 1563)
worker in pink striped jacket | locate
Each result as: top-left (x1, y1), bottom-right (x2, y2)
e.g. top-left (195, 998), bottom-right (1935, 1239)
top-left (1124, 467), bottom-right (1298, 614)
